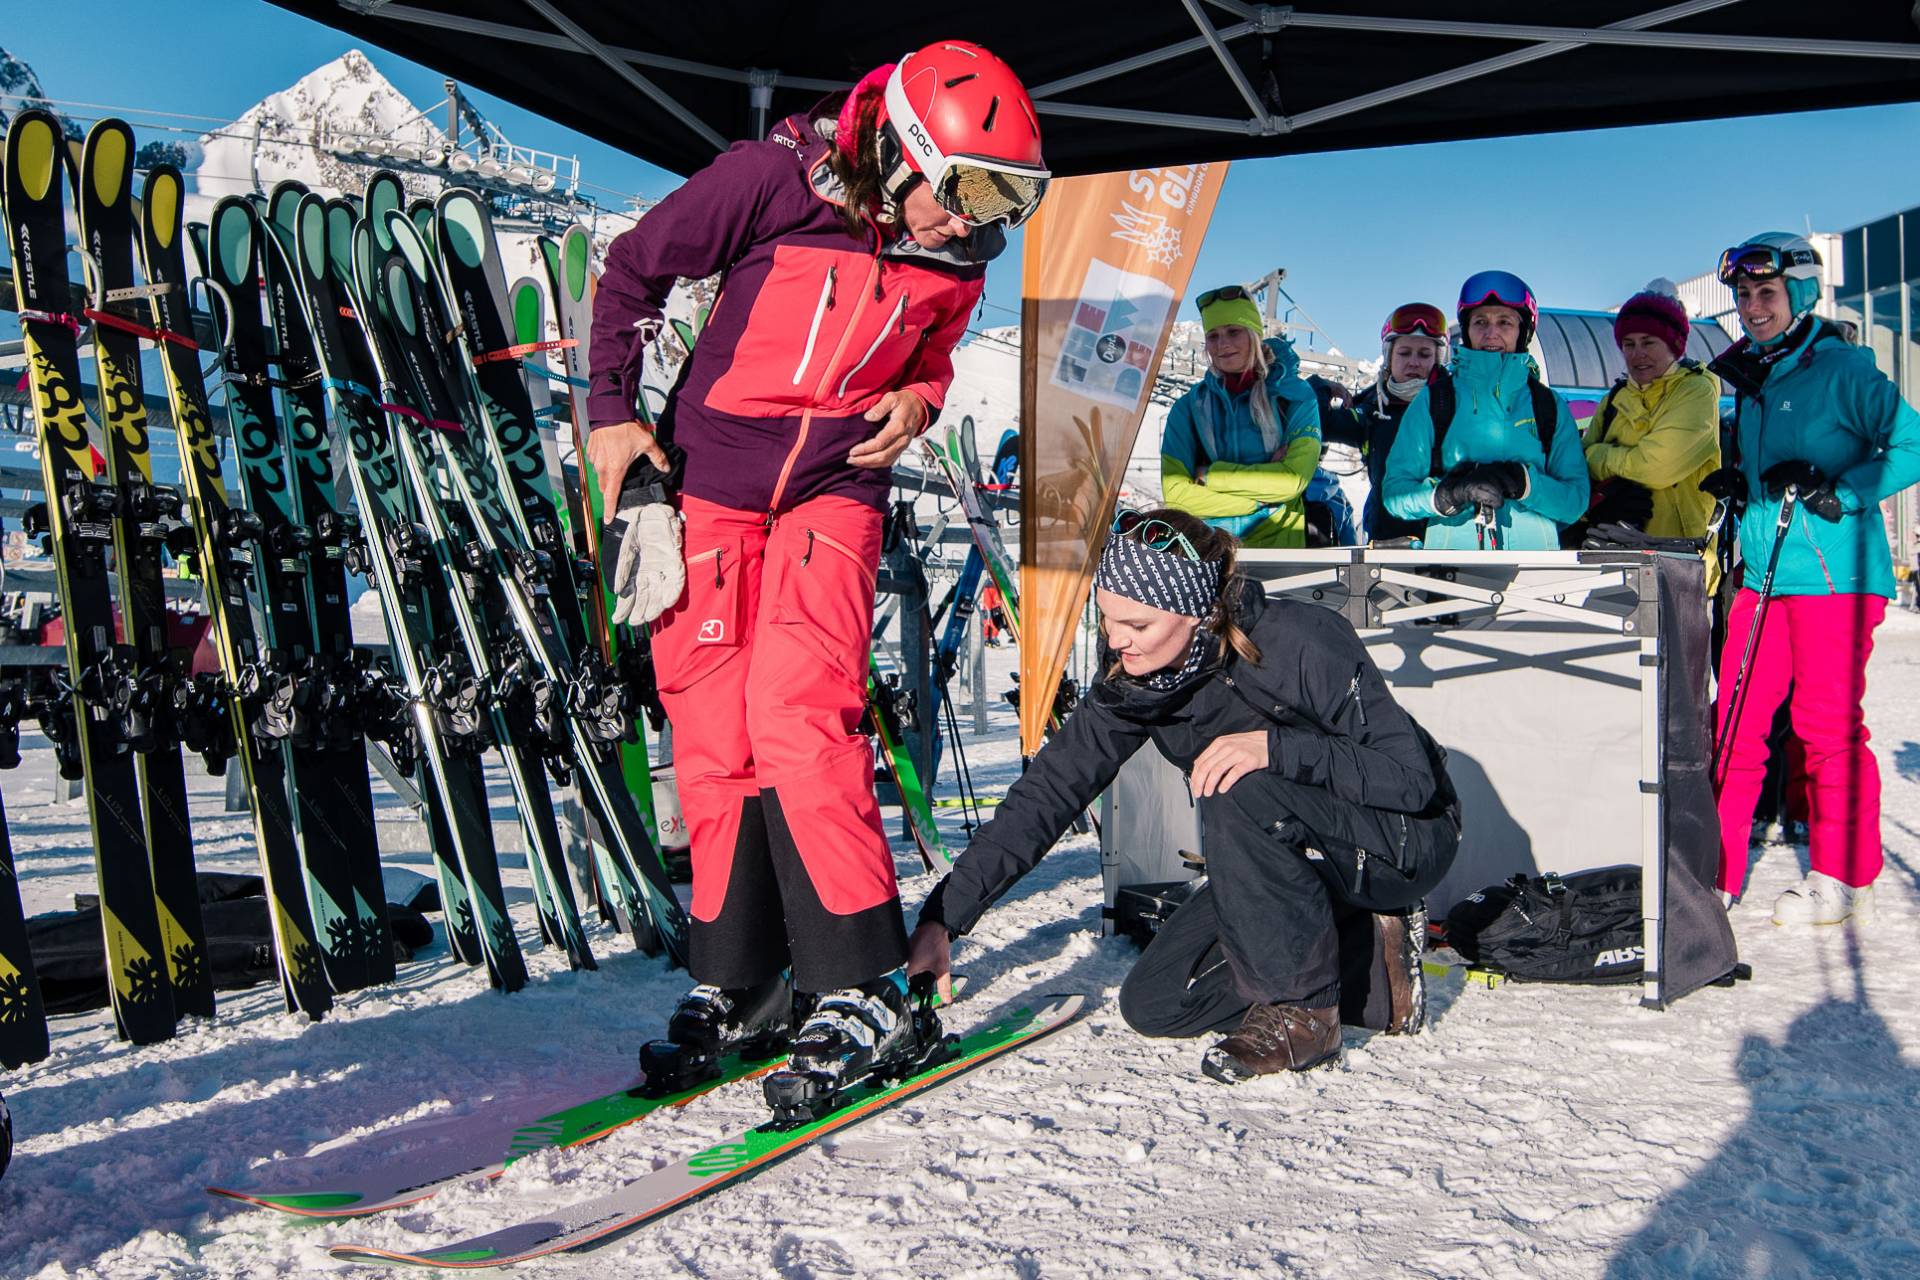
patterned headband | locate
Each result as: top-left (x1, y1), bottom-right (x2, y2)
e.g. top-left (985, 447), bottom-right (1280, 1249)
top-left (1094, 532), bottom-right (1222, 619)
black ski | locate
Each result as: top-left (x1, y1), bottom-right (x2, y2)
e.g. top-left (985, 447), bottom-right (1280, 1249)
top-left (424, 192), bottom-right (685, 962)
top-left (305, 184), bottom-right (578, 981)
top-left (0, 681), bottom-right (50, 1068)
top-left (5, 109), bottom-right (177, 1045)
top-left (75, 117), bottom-right (215, 1018)
top-left (202, 194), bottom-right (382, 995)
top-left (260, 180), bottom-right (398, 986)
top-left (137, 163), bottom-right (331, 1020)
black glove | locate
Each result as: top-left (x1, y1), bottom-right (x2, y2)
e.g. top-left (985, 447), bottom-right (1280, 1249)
top-left (1588, 478), bottom-right (1655, 530)
top-left (1478, 461), bottom-right (1529, 501)
top-left (1435, 462), bottom-right (1527, 516)
top-left (1431, 463), bottom-right (1478, 517)
top-left (1698, 466), bottom-right (1748, 505)
top-left (1760, 460), bottom-right (1845, 522)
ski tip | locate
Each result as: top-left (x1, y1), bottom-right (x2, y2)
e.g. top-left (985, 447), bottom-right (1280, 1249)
top-left (206, 1185), bottom-right (373, 1216)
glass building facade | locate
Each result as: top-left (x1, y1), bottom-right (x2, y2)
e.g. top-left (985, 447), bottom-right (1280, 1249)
top-left (1834, 209), bottom-right (1920, 561)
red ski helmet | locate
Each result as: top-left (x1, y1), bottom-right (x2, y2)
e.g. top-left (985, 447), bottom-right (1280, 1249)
top-left (879, 40), bottom-right (1049, 228)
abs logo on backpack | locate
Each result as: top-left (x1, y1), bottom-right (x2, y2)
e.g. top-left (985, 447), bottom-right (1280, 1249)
top-left (1594, 946), bottom-right (1644, 970)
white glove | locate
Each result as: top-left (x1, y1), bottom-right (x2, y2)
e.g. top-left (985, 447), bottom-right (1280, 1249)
top-left (608, 500), bottom-right (684, 627)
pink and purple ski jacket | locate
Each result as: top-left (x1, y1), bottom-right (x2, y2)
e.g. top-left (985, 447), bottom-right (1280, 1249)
top-left (588, 108), bottom-right (990, 515)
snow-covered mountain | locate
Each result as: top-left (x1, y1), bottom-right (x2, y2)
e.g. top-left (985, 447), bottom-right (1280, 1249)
top-left (195, 50), bottom-right (444, 206)
top-left (184, 50), bottom-right (719, 433)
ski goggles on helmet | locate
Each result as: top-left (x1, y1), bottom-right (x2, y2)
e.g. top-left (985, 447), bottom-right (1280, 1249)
top-left (1195, 285), bottom-right (1253, 310)
top-left (1111, 509), bottom-right (1202, 563)
top-left (1457, 270), bottom-right (1536, 317)
top-left (1381, 303), bottom-right (1448, 343)
top-left (933, 157), bottom-right (1049, 229)
top-left (1716, 242), bottom-right (1821, 285)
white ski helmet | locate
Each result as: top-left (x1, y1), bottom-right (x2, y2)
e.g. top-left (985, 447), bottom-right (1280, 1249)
top-left (1717, 232), bottom-right (1823, 320)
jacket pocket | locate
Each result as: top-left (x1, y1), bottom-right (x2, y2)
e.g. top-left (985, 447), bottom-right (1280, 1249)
top-left (652, 535), bottom-right (746, 695)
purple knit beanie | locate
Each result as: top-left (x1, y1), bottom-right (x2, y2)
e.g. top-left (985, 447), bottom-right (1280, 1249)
top-left (1614, 282), bottom-right (1689, 359)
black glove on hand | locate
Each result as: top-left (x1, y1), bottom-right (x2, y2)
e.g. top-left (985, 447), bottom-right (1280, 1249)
top-left (1450, 463), bottom-right (1526, 512)
top-left (1698, 466), bottom-right (1749, 505)
top-left (1478, 461), bottom-right (1529, 501)
top-left (1588, 478), bottom-right (1655, 529)
top-left (1431, 462), bottom-right (1477, 517)
top-left (1760, 460), bottom-right (1845, 522)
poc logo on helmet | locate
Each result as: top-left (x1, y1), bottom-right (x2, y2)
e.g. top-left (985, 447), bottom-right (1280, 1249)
top-left (1594, 946), bottom-right (1643, 969)
top-left (906, 121), bottom-right (936, 159)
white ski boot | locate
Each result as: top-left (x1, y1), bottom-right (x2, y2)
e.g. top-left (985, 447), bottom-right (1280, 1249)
top-left (762, 973), bottom-right (944, 1126)
top-left (1772, 871), bottom-right (1874, 926)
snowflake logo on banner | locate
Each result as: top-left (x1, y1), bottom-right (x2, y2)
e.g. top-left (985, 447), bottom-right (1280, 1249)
top-left (1109, 202), bottom-right (1183, 266)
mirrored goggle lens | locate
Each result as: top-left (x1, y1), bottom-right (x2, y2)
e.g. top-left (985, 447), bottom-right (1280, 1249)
top-left (1385, 308), bottom-right (1445, 340)
top-left (1717, 246), bottom-right (1786, 284)
top-left (1197, 285), bottom-right (1253, 310)
top-left (938, 164), bottom-right (1047, 228)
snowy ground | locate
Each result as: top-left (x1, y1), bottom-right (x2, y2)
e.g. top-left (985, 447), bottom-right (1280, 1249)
top-left (5, 615), bottom-right (1920, 1280)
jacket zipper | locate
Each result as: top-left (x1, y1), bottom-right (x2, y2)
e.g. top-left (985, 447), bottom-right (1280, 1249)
top-left (767, 256), bottom-right (880, 516)
top-left (790, 265), bottom-right (837, 386)
top-left (836, 295), bottom-right (906, 399)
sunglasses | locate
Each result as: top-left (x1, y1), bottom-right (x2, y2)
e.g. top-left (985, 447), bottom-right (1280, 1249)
top-left (1196, 284), bottom-right (1252, 311)
top-left (1112, 509), bottom-right (1202, 562)
top-left (1716, 243), bottom-right (1819, 285)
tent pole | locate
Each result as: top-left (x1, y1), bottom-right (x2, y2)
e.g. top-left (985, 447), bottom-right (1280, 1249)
top-left (1179, 0), bottom-right (1278, 131)
top-left (1289, 0), bottom-right (1740, 132)
top-left (520, 0), bottom-right (731, 151)
top-left (1289, 11), bottom-right (1920, 61)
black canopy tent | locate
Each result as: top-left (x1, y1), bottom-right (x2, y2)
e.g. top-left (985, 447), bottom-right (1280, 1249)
top-left (270, 2), bottom-right (1920, 179)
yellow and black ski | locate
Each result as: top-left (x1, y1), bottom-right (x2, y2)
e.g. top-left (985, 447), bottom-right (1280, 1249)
top-left (5, 109), bottom-right (176, 1045)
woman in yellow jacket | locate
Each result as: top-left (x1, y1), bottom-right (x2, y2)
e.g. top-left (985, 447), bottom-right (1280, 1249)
top-left (1581, 283), bottom-right (1722, 552)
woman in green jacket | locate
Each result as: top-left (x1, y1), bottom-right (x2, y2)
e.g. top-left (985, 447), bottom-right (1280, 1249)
top-left (1160, 286), bottom-right (1323, 548)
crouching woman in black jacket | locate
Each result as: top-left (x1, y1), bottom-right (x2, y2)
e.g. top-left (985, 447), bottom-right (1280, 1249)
top-left (909, 508), bottom-right (1460, 1081)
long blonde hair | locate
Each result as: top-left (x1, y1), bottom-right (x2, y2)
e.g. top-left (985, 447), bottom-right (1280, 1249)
top-left (1212, 326), bottom-right (1281, 446)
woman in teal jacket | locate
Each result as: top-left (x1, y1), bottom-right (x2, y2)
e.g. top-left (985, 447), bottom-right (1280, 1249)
top-left (1381, 270), bottom-right (1588, 550)
top-left (1160, 286), bottom-right (1323, 548)
top-left (1702, 232), bottom-right (1920, 925)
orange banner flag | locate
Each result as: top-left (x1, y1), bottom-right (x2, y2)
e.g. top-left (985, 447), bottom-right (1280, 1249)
top-left (1017, 164), bottom-right (1227, 755)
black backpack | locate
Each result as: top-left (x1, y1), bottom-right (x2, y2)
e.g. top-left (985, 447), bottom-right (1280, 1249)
top-left (1426, 367), bottom-right (1560, 477)
top-left (1441, 866), bottom-right (1644, 984)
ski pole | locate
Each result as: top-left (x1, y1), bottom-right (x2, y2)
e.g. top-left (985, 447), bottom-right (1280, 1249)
top-left (1475, 502), bottom-right (1500, 551)
top-left (1711, 486), bottom-right (1799, 789)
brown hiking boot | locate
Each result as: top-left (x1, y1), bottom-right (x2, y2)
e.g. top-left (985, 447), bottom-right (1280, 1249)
top-left (1379, 904), bottom-right (1429, 1035)
top-left (1201, 1002), bottom-right (1341, 1082)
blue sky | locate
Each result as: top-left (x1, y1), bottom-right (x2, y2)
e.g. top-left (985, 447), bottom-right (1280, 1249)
top-left (11, 1), bottom-right (1920, 356)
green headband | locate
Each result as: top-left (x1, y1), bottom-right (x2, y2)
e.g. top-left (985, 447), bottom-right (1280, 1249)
top-left (1199, 295), bottom-right (1263, 337)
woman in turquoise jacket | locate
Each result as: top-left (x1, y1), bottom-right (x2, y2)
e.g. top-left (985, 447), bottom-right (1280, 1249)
top-left (1702, 232), bottom-right (1920, 925)
top-left (1381, 270), bottom-right (1588, 550)
top-left (1160, 286), bottom-right (1323, 548)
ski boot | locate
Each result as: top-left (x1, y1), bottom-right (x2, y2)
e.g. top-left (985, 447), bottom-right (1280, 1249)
top-left (762, 972), bottom-right (949, 1128)
top-left (637, 972), bottom-right (796, 1096)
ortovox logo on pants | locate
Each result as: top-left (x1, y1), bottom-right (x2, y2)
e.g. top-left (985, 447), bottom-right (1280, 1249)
top-left (699, 619), bottom-right (726, 643)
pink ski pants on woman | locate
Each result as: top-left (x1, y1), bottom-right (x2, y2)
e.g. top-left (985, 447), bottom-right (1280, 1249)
top-left (1714, 589), bottom-right (1885, 894)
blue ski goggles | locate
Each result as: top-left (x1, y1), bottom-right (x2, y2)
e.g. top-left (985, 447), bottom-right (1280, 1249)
top-left (1111, 509), bottom-right (1202, 563)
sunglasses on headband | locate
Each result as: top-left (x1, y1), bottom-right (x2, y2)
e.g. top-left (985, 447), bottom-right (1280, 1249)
top-left (1195, 284), bottom-right (1252, 311)
top-left (1111, 509), bottom-right (1203, 563)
